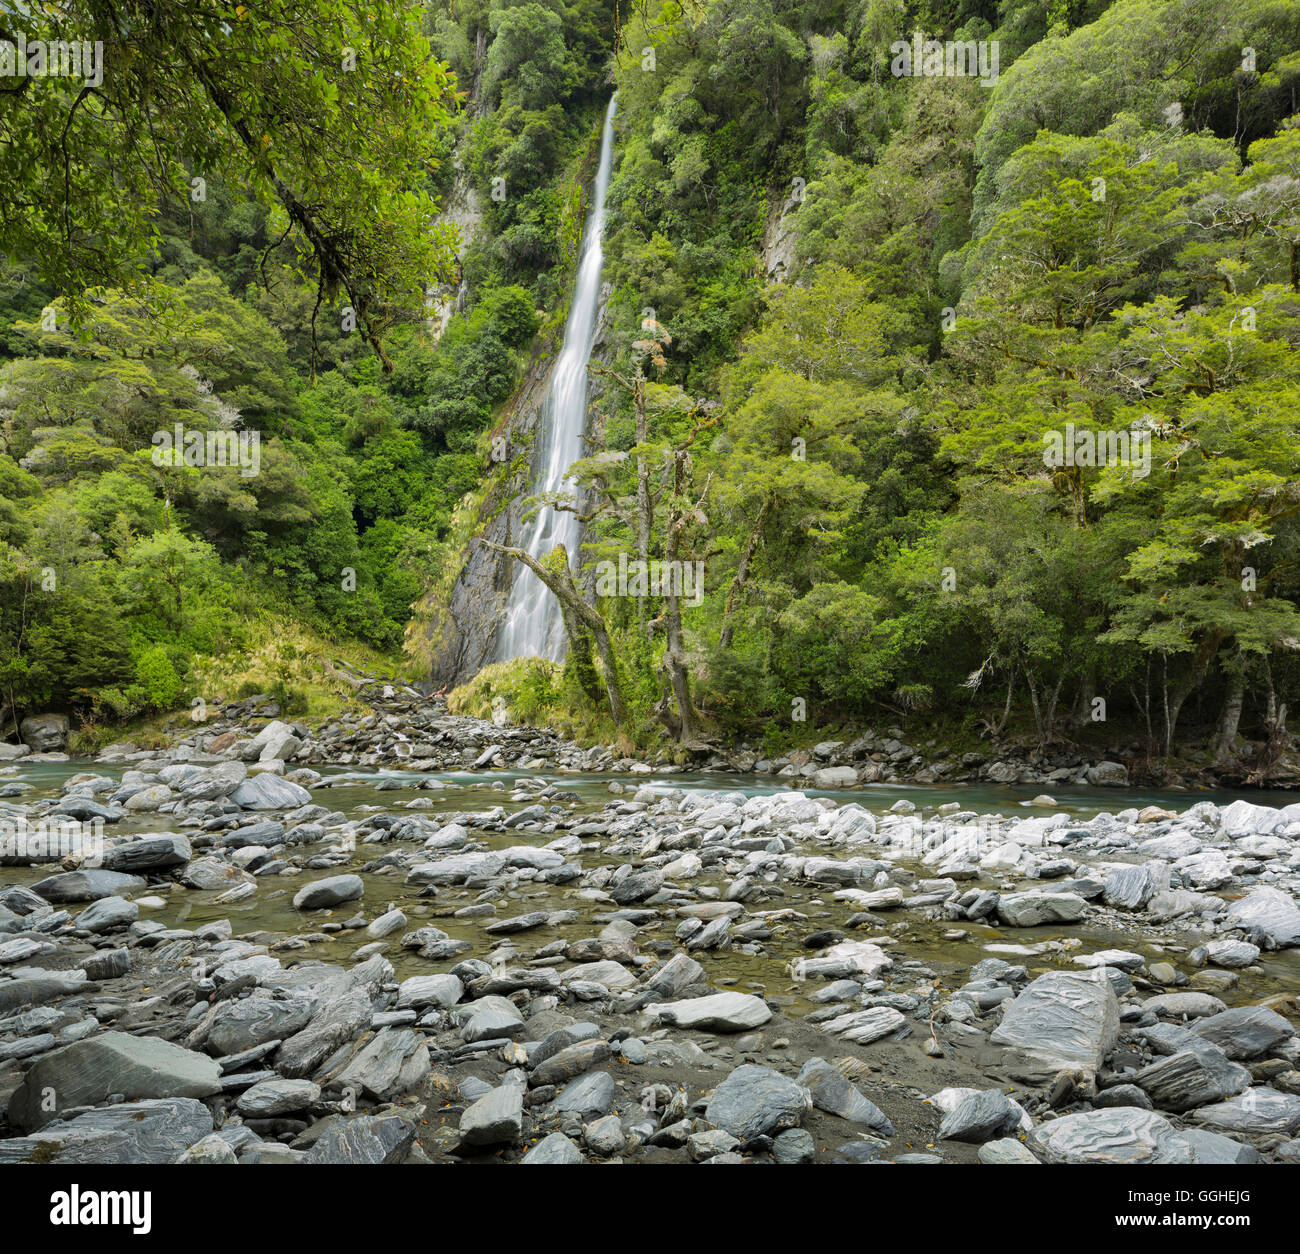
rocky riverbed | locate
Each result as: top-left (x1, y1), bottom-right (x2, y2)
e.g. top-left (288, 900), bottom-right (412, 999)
top-left (8, 680), bottom-right (1281, 793)
top-left (1, 697), bottom-right (1299, 1165)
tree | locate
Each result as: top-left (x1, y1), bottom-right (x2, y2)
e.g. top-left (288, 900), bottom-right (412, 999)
top-left (0, 0), bottom-right (459, 369)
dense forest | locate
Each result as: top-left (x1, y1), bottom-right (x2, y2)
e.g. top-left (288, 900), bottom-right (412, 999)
top-left (1, 0), bottom-right (1299, 782)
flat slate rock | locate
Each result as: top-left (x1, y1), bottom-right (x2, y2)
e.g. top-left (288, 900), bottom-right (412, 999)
top-left (303, 1111), bottom-right (418, 1164)
top-left (1189, 1006), bottom-right (1295, 1060)
top-left (9, 1031), bottom-right (220, 1131)
top-left (1191, 1088), bottom-right (1300, 1136)
top-left (989, 971), bottom-right (1119, 1083)
top-left (1028, 1108), bottom-right (1194, 1165)
top-left (1129, 1049), bottom-right (1252, 1112)
top-left (1223, 887), bottom-right (1300, 947)
top-left (0, 1098), bottom-right (212, 1164)
top-left (644, 990), bottom-right (771, 1032)
top-left (30, 869), bottom-right (145, 904)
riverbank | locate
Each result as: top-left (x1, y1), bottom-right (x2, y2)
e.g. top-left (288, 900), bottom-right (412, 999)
top-left (1, 728), bottom-right (1298, 1164)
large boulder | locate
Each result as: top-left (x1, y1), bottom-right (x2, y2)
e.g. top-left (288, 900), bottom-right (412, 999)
top-left (1190, 1006), bottom-right (1295, 1060)
top-left (30, 868), bottom-right (145, 903)
top-left (996, 891), bottom-right (1087, 927)
top-left (20, 712), bottom-right (69, 751)
top-left (292, 874), bottom-right (364, 910)
top-left (1129, 1050), bottom-right (1252, 1112)
top-left (1085, 760), bottom-right (1128, 786)
top-left (644, 991), bottom-right (772, 1032)
top-left (8, 1033), bottom-right (220, 1130)
top-left (705, 1064), bottom-right (809, 1141)
top-left (195, 993), bottom-right (316, 1056)
top-left (228, 773), bottom-right (312, 810)
top-left (100, 833), bottom-right (192, 873)
top-left (989, 971), bottom-right (1119, 1083)
top-left (1029, 1108), bottom-right (1193, 1164)
top-left (180, 856), bottom-right (256, 892)
top-left (1224, 888), bottom-right (1300, 947)
top-left (459, 1085), bottom-right (524, 1147)
top-left (0, 1098), bottom-right (213, 1165)
top-left (302, 1111), bottom-right (417, 1164)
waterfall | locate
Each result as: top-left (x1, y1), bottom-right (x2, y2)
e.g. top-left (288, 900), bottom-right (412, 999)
top-left (496, 94), bottom-right (618, 664)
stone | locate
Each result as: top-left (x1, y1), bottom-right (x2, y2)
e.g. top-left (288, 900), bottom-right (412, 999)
top-left (300, 1111), bottom-right (417, 1164)
top-left (585, 1114), bottom-right (627, 1157)
top-left (1086, 761), bottom-right (1128, 786)
top-left (1190, 1006), bottom-right (1295, 1060)
top-left (705, 1064), bottom-right (809, 1141)
top-left (31, 869), bottom-right (145, 904)
top-left (989, 971), bottom-right (1119, 1083)
top-left (177, 1134), bottom-right (239, 1164)
top-left (937, 1089), bottom-right (1023, 1143)
top-left (1142, 992), bottom-right (1226, 1020)
top-left (20, 712), bottom-right (69, 751)
top-left (180, 857), bottom-right (256, 892)
top-left (458, 995), bottom-right (525, 1043)
top-left (236, 1077), bottom-right (321, 1117)
top-left (1176, 1128), bottom-right (1262, 1165)
top-left (101, 833), bottom-right (192, 872)
top-left (229, 773), bottom-right (313, 810)
top-left (1190, 1088), bottom-right (1300, 1136)
top-left (1224, 887), bottom-right (1300, 948)
top-left (0, 1098), bottom-right (212, 1165)
top-left (198, 994), bottom-right (315, 1056)
top-left (459, 1084), bottom-right (524, 1146)
top-left (644, 991), bottom-right (771, 1032)
top-left (277, 988), bottom-right (373, 1077)
top-left (978, 1138), bottom-right (1041, 1164)
top-left (813, 766), bottom-right (858, 789)
top-left (1204, 939), bottom-right (1260, 968)
top-left (1102, 864), bottom-right (1157, 910)
top-left (796, 1057), bottom-right (893, 1135)
top-left (74, 894), bottom-right (138, 933)
top-left (396, 973), bottom-right (463, 1011)
top-left (332, 1027), bottom-right (430, 1101)
top-left (772, 1127), bottom-right (816, 1164)
top-left (531, 1039), bottom-right (611, 1087)
top-left (996, 891), bottom-right (1087, 927)
top-left (548, 1070), bottom-right (616, 1120)
top-left (8, 1032), bottom-right (221, 1130)
top-left (1029, 1108), bottom-right (1193, 1164)
top-left (522, 1132), bottom-right (585, 1164)
top-left (292, 874), bottom-right (364, 910)
top-left (1130, 1050), bottom-right (1252, 1112)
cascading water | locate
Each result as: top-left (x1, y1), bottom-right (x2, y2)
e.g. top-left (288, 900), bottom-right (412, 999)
top-left (496, 94), bottom-right (618, 663)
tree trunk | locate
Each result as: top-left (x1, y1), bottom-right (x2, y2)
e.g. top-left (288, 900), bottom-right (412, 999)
top-left (1161, 633), bottom-right (1223, 755)
top-left (661, 449), bottom-right (699, 741)
top-left (994, 664), bottom-right (1016, 735)
top-left (719, 496), bottom-right (770, 651)
top-left (1213, 665), bottom-right (1246, 767)
top-left (480, 540), bottom-right (628, 726)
